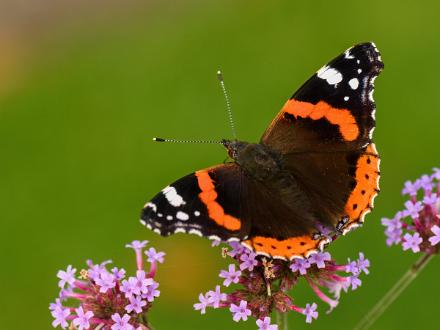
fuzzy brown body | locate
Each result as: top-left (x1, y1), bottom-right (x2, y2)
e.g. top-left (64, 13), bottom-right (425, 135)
top-left (223, 140), bottom-right (313, 218)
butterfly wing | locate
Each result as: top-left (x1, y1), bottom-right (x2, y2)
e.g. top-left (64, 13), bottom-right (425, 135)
top-left (141, 164), bottom-right (245, 242)
top-left (260, 42), bottom-right (383, 234)
top-left (141, 163), bottom-right (330, 258)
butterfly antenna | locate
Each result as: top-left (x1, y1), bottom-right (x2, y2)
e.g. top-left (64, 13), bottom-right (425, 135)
top-left (217, 70), bottom-right (237, 139)
top-left (153, 137), bottom-right (224, 144)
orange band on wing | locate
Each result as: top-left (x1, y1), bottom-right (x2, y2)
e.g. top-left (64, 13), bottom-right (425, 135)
top-left (282, 99), bottom-right (360, 141)
top-left (195, 170), bottom-right (241, 231)
top-left (244, 235), bottom-right (323, 259)
top-left (345, 143), bottom-right (380, 223)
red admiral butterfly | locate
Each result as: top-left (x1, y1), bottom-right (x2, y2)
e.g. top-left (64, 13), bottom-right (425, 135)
top-left (141, 42), bottom-right (383, 260)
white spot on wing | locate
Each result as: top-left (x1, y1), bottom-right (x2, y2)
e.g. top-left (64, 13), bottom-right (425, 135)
top-left (344, 96), bottom-right (349, 101)
top-left (144, 202), bottom-right (157, 212)
top-left (194, 211), bottom-right (200, 216)
top-left (317, 66), bottom-right (343, 85)
top-left (348, 78), bottom-right (359, 90)
top-left (371, 42), bottom-right (382, 62)
top-left (140, 219), bottom-right (146, 225)
top-left (188, 229), bottom-right (202, 237)
top-left (369, 126), bottom-right (375, 139)
top-left (344, 49), bottom-right (355, 59)
top-left (174, 228), bottom-right (186, 234)
top-left (166, 215), bottom-right (173, 220)
top-left (162, 186), bottom-right (185, 207)
top-left (176, 211), bottom-right (189, 221)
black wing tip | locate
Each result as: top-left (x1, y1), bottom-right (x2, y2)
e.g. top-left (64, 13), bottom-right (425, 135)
top-left (349, 42), bottom-right (384, 70)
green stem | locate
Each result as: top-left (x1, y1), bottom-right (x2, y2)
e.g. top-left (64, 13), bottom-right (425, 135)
top-left (276, 310), bottom-right (288, 330)
top-left (354, 253), bottom-right (433, 330)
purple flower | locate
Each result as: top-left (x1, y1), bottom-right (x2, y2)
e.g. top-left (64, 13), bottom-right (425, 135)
top-left (230, 300), bottom-right (252, 322)
top-left (402, 180), bottom-right (419, 197)
top-left (429, 225), bottom-right (440, 246)
top-left (206, 285), bottom-right (227, 308)
top-left (125, 296), bottom-right (147, 314)
top-left (308, 252), bottom-right (331, 269)
top-left (348, 275), bottom-right (362, 290)
top-left (57, 265), bottom-right (76, 289)
top-left (112, 267), bottom-right (126, 280)
top-left (95, 271), bottom-right (116, 293)
top-left (194, 293), bottom-right (213, 314)
top-left (381, 216), bottom-right (402, 231)
top-left (87, 260), bottom-right (111, 280)
top-left (142, 280), bottom-right (160, 302)
top-left (219, 264), bottom-right (241, 287)
top-left (356, 253), bottom-right (370, 275)
top-left (240, 252), bottom-right (258, 271)
top-left (125, 240), bottom-right (148, 250)
top-left (59, 287), bottom-right (73, 301)
top-left (145, 247), bottom-right (165, 264)
top-left (196, 244), bottom-right (369, 325)
top-left (73, 306), bottom-right (94, 330)
top-left (49, 298), bottom-right (63, 312)
top-left (51, 306), bottom-right (71, 329)
top-left (417, 175), bottom-right (433, 192)
top-left (121, 279), bottom-right (135, 298)
top-left (402, 233), bottom-right (423, 253)
top-left (303, 303), bottom-right (318, 324)
top-left (385, 227), bottom-right (402, 246)
top-left (383, 168), bottom-right (440, 255)
top-left (256, 317), bottom-right (278, 330)
top-left (50, 240), bottom-right (163, 330)
top-left (129, 270), bottom-right (153, 295)
top-left (423, 195), bottom-right (440, 206)
top-left (346, 260), bottom-right (359, 275)
top-left (228, 241), bottom-right (246, 258)
top-left (403, 200), bottom-right (423, 219)
top-left (111, 313), bottom-right (133, 330)
top-left (432, 167), bottom-right (440, 180)
top-left (290, 258), bottom-right (311, 275)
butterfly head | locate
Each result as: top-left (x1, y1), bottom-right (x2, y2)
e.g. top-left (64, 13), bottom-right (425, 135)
top-left (221, 139), bottom-right (247, 160)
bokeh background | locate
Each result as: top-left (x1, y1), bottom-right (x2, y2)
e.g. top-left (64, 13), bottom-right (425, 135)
top-left (1, 0), bottom-right (439, 329)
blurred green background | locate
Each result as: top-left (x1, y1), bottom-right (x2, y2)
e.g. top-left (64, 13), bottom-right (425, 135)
top-left (1, 0), bottom-right (439, 329)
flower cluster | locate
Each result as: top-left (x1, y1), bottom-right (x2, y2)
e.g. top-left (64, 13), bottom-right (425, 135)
top-left (50, 240), bottom-right (164, 330)
top-left (382, 167), bottom-right (440, 254)
top-left (194, 242), bottom-right (369, 328)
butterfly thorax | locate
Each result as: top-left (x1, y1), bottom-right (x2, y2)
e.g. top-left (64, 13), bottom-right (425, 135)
top-left (223, 139), bottom-right (315, 216)
top-left (223, 140), bottom-right (284, 181)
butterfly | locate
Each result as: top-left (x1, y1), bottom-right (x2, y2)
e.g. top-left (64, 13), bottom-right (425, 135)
top-left (140, 42), bottom-right (383, 260)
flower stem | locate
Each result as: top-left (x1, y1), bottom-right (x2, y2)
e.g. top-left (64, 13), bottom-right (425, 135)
top-left (354, 253), bottom-right (433, 330)
top-left (276, 310), bottom-right (288, 330)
